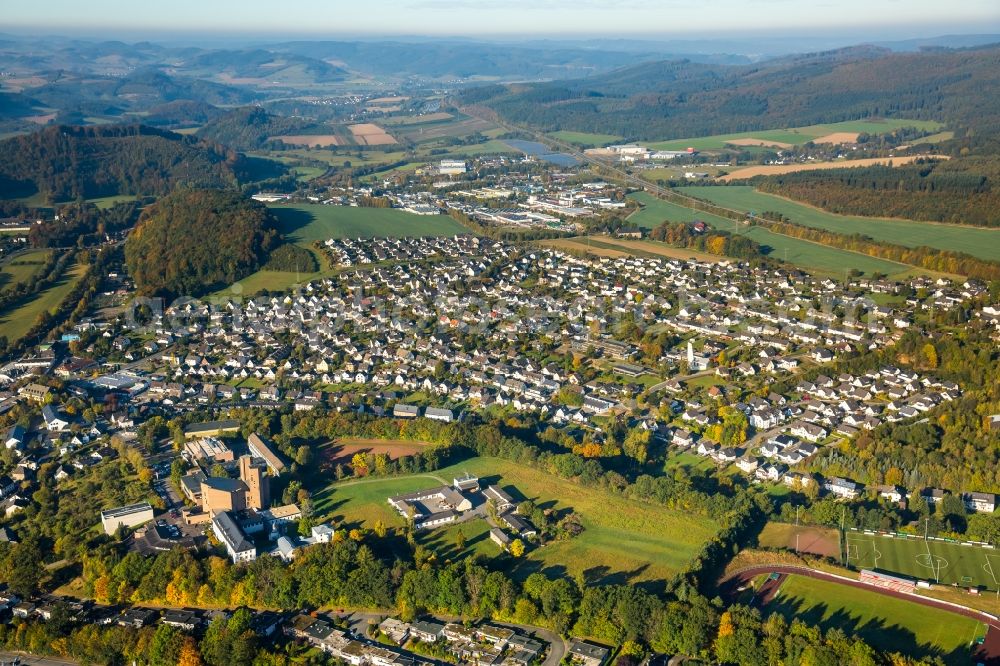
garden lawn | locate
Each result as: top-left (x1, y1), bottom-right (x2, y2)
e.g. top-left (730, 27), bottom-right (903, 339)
top-left (311, 456), bottom-right (718, 584)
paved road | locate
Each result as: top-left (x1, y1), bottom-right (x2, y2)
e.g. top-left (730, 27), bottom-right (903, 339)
top-left (722, 565), bottom-right (1000, 664)
top-left (0, 652), bottom-right (77, 665)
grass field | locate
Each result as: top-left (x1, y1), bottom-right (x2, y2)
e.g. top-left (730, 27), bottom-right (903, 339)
top-left (0, 249), bottom-right (52, 291)
top-left (626, 192), bottom-right (911, 277)
top-left (768, 574), bottom-right (985, 664)
top-left (218, 204), bottom-right (468, 296)
top-left (311, 456), bottom-right (718, 584)
top-left (269, 204), bottom-right (468, 242)
top-left (677, 186), bottom-right (1000, 262)
top-left (549, 130), bottom-right (623, 148)
top-left (0, 260), bottom-right (85, 343)
top-left (644, 119), bottom-right (943, 151)
top-left (845, 531), bottom-right (1000, 590)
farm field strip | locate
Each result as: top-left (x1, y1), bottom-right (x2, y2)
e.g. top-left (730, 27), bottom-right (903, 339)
top-left (718, 154), bottom-right (950, 181)
top-left (676, 186), bottom-right (1000, 261)
top-left (644, 119), bottom-right (943, 151)
top-left (626, 192), bottom-right (911, 277)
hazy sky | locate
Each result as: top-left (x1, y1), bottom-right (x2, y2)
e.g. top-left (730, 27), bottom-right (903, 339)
top-left (4, 0), bottom-right (1000, 37)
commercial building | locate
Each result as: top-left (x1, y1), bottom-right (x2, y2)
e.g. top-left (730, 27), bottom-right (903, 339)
top-left (100, 502), bottom-right (154, 535)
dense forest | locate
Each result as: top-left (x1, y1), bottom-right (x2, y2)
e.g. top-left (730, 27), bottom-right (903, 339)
top-left (196, 107), bottom-right (324, 151)
top-left (0, 125), bottom-right (274, 202)
top-left (461, 44), bottom-right (1000, 151)
top-left (754, 157), bottom-right (1000, 227)
top-left (124, 189), bottom-right (279, 297)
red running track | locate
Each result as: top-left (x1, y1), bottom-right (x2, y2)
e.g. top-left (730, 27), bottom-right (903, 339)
top-left (721, 565), bottom-right (1000, 665)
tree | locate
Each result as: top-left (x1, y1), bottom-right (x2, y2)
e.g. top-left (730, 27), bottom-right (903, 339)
top-left (922, 343), bottom-right (939, 369)
top-left (295, 445), bottom-right (313, 466)
top-left (509, 539), bottom-right (525, 557)
top-left (623, 428), bottom-right (651, 464)
top-left (149, 624), bottom-right (184, 666)
top-left (177, 639), bottom-right (203, 666)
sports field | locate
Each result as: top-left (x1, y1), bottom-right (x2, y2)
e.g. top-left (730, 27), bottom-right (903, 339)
top-left (758, 522), bottom-right (841, 559)
top-left (311, 456), bottom-right (719, 584)
top-left (677, 186), bottom-right (1000, 262)
top-left (270, 204), bottom-right (468, 242)
top-left (644, 119), bottom-right (943, 152)
top-left (768, 574), bottom-right (986, 664)
top-left (626, 192), bottom-right (911, 277)
top-left (846, 531), bottom-right (1000, 589)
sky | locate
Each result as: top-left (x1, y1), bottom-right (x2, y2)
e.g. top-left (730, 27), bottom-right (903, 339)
top-left (4, 0), bottom-right (1000, 38)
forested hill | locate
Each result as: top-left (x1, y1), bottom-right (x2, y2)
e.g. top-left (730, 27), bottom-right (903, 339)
top-left (0, 124), bottom-right (279, 202)
top-left (196, 107), bottom-right (319, 151)
top-left (461, 44), bottom-right (1000, 148)
top-left (125, 188), bottom-right (279, 297)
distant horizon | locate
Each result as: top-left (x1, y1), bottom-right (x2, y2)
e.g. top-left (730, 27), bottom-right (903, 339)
top-left (1, 25), bottom-right (999, 57)
top-left (3, 0), bottom-right (998, 42)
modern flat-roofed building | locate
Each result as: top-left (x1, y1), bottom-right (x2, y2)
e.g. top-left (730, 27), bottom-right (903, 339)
top-left (183, 436), bottom-right (234, 463)
top-left (100, 502), bottom-right (154, 535)
top-left (183, 420), bottom-right (240, 439)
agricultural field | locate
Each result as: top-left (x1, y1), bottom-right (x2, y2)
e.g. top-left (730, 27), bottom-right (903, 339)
top-left (644, 119), bottom-right (943, 152)
top-left (844, 531), bottom-right (1000, 590)
top-left (767, 574), bottom-right (986, 665)
top-left (0, 260), bottom-right (85, 343)
top-left (270, 134), bottom-right (343, 147)
top-left (319, 438), bottom-right (433, 467)
top-left (718, 154), bottom-right (949, 181)
top-left (380, 112), bottom-right (454, 126)
top-left (539, 236), bottom-right (727, 264)
top-left (349, 123), bottom-right (397, 146)
top-left (626, 192), bottom-right (912, 278)
top-left (676, 186), bottom-right (1000, 262)
top-left (218, 204), bottom-right (468, 296)
top-left (548, 130), bottom-right (623, 148)
top-left (396, 115), bottom-right (498, 143)
top-left (269, 204), bottom-right (468, 242)
top-left (310, 456), bottom-right (719, 584)
top-left (0, 249), bottom-right (52, 290)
